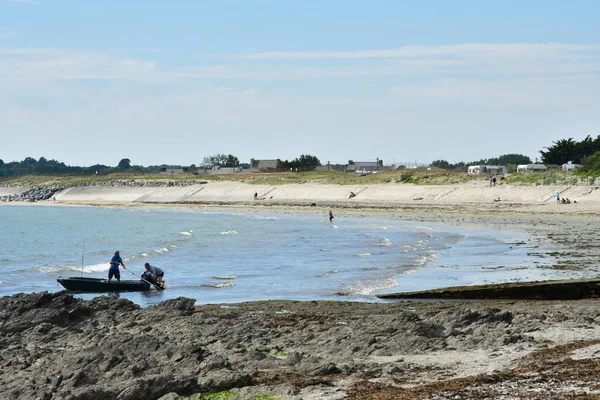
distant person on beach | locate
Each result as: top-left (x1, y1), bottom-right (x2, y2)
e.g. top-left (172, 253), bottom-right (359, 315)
top-left (492, 177), bottom-right (497, 186)
top-left (556, 192), bottom-right (560, 204)
top-left (349, 191), bottom-right (356, 198)
top-left (329, 210), bottom-right (334, 222)
top-left (489, 177), bottom-right (492, 186)
top-left (254, 192), bottom-right (258, 200)
top-left (144, 263), bottom-right (165, 285)
top-left (108, 250), bottom-right (126, 283)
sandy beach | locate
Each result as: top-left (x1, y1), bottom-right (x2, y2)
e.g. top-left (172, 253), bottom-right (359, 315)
top-left (3, 180), bottom-right (600, 399)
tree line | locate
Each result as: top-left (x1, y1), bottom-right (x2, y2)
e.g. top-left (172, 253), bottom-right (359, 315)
top-left (0, 154), bottom-right (323, 177)
top-left (431, 134), bottom-right (600, 173)
top-left (0, 157), bottom-right (197, 177)
top-left (2, 135), bottom-right (599, 177)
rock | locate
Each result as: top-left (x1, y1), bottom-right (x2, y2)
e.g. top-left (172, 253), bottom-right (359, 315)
top-left (157, 393), bottom-right (181, 400)
top-left (196, 370), bottom-right (251, 392)
top-left (2, 292), bottom-right (600, 399)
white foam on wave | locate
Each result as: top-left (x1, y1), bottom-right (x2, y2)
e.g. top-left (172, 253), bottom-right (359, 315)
top-left (403, 244), bottom-right (417, 253)
top-left (413, 250), bottom-right (439, 267)
top-left (220, 230), bottom-right (238, 235)
top-left (213, 275), bottom-right (237, 280)
top-left (202, 281), bottom-right (234, 288)
top-left (68, 263), bottom-right (108, 273)
top-left (378, 238), bottom-right (392, 246)
top-left (180, 231), bottom-right (193, 236)
top-left (37, 266), bottom-right (61, 273)
top-left (357, 253), bottom-right (371, 257)
top-left (155, 248), bottom-right (170, 254)
top-left (0, 280), bottom-right (3, 286)
top-left (341, 277), bottom-right (398, 295)
top-left (248, 215), bottom-right (278, 221)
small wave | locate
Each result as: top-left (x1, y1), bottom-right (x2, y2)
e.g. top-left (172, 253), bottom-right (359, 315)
top-left (0, 280), bottom-right (4, 286)
top-left (67, 263), bottom-right (108, 273)
top-left (248, 215), bottom-right (278, 220)
top-left (317, 269), bottom-right (338, 277)
top-left (213, 275), bottom-right (237, 280)
top-left (412, 250), bottom-right (439, 267)
top-left (180, 231), bottom-right (193, 236)
top-left (377, 238), bottom-right (392, 247)
top-left (37, 266), bottom-right (61, 273)
top-left (340, 277), bottom-right (398, 295)
top-left (320, 248), bottom-right (327, 252)
top-left (202, 281), bottom-right (234, 288)
top-left (155, 248), bottom-right (170, 254)
top-left (357, 253), bottom-right (371, 257)
top-left (219, 230), bottom-right (238, 235)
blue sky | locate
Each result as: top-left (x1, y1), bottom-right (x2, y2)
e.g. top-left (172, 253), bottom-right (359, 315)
top-left (1, 0), bottom-right (599, 167)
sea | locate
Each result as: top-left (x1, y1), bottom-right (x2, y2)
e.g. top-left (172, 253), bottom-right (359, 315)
top-left (0, 204), bottom-right (570, 307)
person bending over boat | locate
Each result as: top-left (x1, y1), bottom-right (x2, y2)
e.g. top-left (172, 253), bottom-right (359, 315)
top-left (144, 263), bottom-right (165, 285)
top-left (108, 250), bottom-right (126, 283)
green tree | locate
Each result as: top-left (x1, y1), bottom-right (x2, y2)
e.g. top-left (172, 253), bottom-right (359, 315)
top-left (430, 160), bottom-right (451, 169)
top-left (494, 154), bottom-right (532, 165)
top-left (294, 154), bottom-right (320, 171)
top-left (582, 151), bottom-right (600, 172)
top-left (202, 153), bottom-right (240, 168)
top-left (538, 136), bottom-right (600, 165)
top-left (117, 158), bottom-right (131, 169)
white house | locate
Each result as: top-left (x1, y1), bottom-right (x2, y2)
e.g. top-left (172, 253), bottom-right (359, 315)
top-left (517, 164), bottom-right (547, 173)
top-left (467, 165), bottom-right (481, 175)
top-left (468, 165), bottom-right (507, 175)
top-left (562, 161), bottom-right (582, 172)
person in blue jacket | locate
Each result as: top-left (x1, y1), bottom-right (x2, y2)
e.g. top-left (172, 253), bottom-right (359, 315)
top-left (108, 250), bottom-right (126, 283)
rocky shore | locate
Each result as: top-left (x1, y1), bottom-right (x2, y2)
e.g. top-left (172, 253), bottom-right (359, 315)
top-left (2, 291), bottom-right (600, 400)
top-left (4, 180), bottom-right (600, 399)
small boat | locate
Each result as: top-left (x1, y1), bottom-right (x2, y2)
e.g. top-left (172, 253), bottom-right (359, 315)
top-left (57, 277), bottom-right (151, 292)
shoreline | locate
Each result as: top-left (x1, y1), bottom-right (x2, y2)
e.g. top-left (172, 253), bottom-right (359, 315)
top-left (4, 182), bottom-right (600, 398)
top-left (6, 183), bottom-right (600, 296)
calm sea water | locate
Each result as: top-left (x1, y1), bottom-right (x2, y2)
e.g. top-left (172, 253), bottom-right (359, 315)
top-left (0, 205), bottom-right (565, 306)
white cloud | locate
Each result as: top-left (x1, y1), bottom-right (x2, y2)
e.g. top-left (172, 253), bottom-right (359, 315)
top-left (198, 43), bottom-right (600, 61)
top-left (1, 43), bottom-right (598, 84)
top-left (0, 43), bottom-right (598, 166)
top-left (141, 48), bottom-right (168, 53)
top-left (2, 0), bottom-right (39, 3)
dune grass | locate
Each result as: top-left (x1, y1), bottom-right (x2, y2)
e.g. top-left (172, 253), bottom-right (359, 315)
top-left (0, 169), bottom-right (591, 187)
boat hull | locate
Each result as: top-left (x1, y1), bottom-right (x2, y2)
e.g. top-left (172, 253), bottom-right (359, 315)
top-left (57, 277), bottom-right (150, 292)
